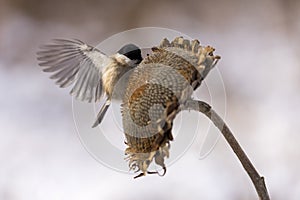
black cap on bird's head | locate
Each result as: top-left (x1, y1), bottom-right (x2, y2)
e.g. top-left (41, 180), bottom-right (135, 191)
top-left (118, 44), bottom-right (143, 64)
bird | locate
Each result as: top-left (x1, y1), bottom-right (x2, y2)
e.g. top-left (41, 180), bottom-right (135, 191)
top-left (121, 37), bottom-right (220, 178)
top-left (37, 37), bottom-right (220, 179)
top-left (37, 39), bottom-right (143, 127)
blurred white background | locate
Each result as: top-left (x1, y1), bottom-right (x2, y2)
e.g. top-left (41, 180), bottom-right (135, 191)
top-left (1, 0), bottom-right (300, 199)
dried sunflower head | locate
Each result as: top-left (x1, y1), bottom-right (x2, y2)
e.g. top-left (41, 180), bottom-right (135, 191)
top-left (122, 37), bottom-right (220, 178)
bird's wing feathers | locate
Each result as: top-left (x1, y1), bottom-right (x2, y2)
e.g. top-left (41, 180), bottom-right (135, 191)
top-left (37, 39), bottom-right (110, 102)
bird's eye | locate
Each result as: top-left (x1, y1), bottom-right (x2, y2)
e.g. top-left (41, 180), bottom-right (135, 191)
top-left (208, 52), bottom-right (213, 56)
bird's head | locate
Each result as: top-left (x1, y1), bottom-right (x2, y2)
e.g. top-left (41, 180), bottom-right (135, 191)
top-left (117, 44), bottom-right (143, 64)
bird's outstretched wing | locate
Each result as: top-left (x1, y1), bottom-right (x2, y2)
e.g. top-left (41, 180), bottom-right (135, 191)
top-left (37, 39), bottom-right (110, 102)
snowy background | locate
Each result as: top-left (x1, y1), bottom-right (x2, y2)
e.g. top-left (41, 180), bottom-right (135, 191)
top-left (1, 0), bottom-right (300, 199)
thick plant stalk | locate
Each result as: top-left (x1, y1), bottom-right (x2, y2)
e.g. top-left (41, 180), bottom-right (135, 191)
top-left (185, 100), bottom-right (270, 200)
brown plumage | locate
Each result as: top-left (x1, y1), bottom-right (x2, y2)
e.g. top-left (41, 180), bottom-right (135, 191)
top-left (121, 37), bottom-right (220, 178)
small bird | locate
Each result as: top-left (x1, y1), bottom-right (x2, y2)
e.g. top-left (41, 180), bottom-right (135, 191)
top-left (37, 37), bottom-right (220, 179)
top-left (37, 39), bottom-right (143, 127)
